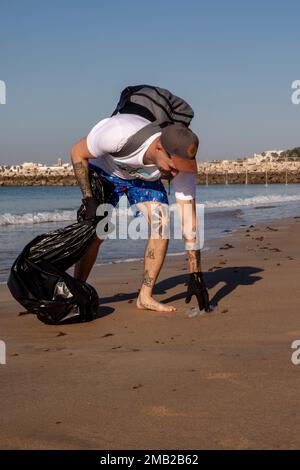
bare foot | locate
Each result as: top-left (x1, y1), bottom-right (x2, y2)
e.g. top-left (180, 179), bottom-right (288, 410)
top-left (137, 295), bottom-right (176, 312)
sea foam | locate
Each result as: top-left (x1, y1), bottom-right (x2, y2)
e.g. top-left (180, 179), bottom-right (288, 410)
top-left (1, 193), bottom-right (300, 226)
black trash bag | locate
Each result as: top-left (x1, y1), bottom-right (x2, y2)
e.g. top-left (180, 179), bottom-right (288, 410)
top-left (7, 222), bottom-right (99, 324)
top-left (7, 169), bottom-right (112, 325)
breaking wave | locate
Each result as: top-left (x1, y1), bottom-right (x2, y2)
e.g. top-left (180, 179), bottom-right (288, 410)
top-left (1, 193), bottom-right (299, 226)
top-left (0, 210), bottom-right (77, 226)
top-left (202, 194), bottom-right (300, 209)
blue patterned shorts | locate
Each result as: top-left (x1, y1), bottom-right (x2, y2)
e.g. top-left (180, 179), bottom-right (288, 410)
top-left (89, 164), bottom-right (169, 207)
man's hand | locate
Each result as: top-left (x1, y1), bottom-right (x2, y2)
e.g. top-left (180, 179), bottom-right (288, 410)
top-left (77, 196), bottom-right (98, 223)
top-left (185, 272), bottom-right (211, 312)
top-left (83, 197), bottom-right (98, 219)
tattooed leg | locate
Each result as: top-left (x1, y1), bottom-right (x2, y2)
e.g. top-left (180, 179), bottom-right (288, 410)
top-left (143, 269), bottom-right (155, 287)
top-left (136, 202), bottom-right (176, 313)
top-left (146, 248), bottom-right (155, 260)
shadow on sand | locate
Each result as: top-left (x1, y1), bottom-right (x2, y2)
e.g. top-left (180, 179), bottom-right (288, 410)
top-left (99, 266), bottom-right (264, 311)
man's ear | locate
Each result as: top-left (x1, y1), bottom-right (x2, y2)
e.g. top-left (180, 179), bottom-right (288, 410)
top-left (156, 139), bottom-right (165, 152)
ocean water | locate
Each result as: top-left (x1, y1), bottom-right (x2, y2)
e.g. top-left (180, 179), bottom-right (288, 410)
top-left (0, 183), bottom-right (300, 282)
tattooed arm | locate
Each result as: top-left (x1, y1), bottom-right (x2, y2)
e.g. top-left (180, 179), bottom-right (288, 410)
top-left (187, 249), bottom-right (202, 273)
top-left (70, 137), bottom-right (95, 198)
top-left (176, 198), bottom-right (202, 273)
top-left (176, 197), bottom-right (211, 311)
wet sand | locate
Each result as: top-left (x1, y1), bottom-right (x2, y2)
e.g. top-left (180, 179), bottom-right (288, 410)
top-left (0, 216), bottom-right (300, 450)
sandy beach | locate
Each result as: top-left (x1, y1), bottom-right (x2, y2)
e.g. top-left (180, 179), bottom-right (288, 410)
top-left (0, 216), bottom-right (300, 450)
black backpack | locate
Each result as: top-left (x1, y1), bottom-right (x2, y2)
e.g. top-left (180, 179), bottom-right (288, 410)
top-left (110, 84), bottom-right (194, 158)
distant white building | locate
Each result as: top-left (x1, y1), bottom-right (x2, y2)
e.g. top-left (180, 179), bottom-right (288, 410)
top-left (22, 162), bottom-right (36, 169)
top-left (252, 150), bottom-right (284, 162)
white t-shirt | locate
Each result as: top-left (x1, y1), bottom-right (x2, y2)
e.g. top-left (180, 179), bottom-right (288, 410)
top-left (87, 113), bottom-right (196, 200)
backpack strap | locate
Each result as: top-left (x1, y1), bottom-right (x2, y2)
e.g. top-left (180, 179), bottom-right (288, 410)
top-left (110, 122), bottom-right (163, 159)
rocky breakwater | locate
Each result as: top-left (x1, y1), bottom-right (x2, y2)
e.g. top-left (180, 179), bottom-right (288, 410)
top-left (196, 159), bottom-right (300, 184)
top-left (0, 174), bottom-right (77, 186)
top-left (0, 164), bottom-right (77, 186)
top-left (196, 171), bottom-right (300, 184)
top-left (1, 156), bottom-right (300, 186)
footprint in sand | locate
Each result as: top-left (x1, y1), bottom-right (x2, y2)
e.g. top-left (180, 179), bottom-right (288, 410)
top-left (143, 405), bottom-right (190, 418)
top-left (219, 243), bottom-right (234, 250)
top-left (132, 384), bottom-right (143, 390)
top-left (219, 436), bottom-right (252, 450)
top-left (205, 371), bottom-right (256, 390)
top-left (206, 372), bottom-right (237, 380)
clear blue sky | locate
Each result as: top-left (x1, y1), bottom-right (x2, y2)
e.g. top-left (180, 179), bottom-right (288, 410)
top-left (0, 0), bottom-right (299, 164)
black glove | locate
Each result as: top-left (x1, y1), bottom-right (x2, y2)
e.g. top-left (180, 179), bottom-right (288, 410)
top-left (77, 196), bottom-right (98, 223)
top-left (185, 272), bottom-right (211, 312)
